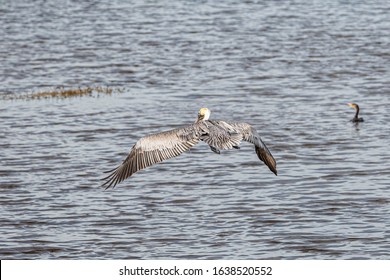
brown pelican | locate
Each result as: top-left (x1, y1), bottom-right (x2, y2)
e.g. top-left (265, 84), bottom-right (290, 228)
top-left (347, 103), bottom-right (364, 122)
top-left (102, 108), bottom-right (277, 189)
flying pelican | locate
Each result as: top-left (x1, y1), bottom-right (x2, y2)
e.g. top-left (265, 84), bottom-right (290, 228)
top-left (102, 108), bottom-right (277, 189)
top-left (347, 103), bottom-right (364, 122)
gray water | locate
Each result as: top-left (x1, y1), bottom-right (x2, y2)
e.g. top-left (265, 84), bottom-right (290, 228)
top-left (1, 0), bottom-right (390, 259)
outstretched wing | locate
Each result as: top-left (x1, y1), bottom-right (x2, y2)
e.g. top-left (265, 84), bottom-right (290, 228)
top-left (230, 122), bottom-right (277, 175)
top-left (101, 124), bottom-right (203, 189)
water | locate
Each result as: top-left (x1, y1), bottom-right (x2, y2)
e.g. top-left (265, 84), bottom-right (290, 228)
top-left (1, 0), bottom-right (390, 259)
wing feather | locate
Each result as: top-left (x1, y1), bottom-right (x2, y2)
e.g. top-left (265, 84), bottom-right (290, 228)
top-left (200, 120), bottom-right (242, 149)
top-left (229, 122), bottom-right (277, 175)
top-left (101, 124), bottom-right (202, 189)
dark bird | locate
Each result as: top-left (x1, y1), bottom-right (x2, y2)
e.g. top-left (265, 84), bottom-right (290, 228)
top-left (102, 108), bottom-right (277, 189)
top-left (347, 103), bottom-right (364, 122)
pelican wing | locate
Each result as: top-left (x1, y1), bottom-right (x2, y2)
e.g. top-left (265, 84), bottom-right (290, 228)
top-left (200, 120), bottom-right (243, 149)
top-left (101, 124), bottom-right (203, 189)
top-left (230, 122), bottom-right (277, 175)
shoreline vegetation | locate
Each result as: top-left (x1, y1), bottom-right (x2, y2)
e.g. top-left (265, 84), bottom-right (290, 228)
top-left (1, 86), bottom-right (124, 100)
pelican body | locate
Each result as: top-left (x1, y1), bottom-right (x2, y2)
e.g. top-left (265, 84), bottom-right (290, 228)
top-left (102, 108), bottom-right (277, 189)
top-left (347, 103), bottom-right (364, 122)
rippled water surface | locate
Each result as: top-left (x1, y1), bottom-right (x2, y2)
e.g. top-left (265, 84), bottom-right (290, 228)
top-left (1, 0), bottom-right (390, 259)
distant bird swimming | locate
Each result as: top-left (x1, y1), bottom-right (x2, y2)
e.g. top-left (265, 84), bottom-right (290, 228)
top-left (347, 103), bottom-right (364, 122)
top-left (102, 108), bottom-right (277, 189)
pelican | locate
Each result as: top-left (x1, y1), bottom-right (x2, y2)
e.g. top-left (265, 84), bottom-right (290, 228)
top-left (102, 108), bottom-right (277, 189)
top-left (347, 103), bottom-right (364, 122)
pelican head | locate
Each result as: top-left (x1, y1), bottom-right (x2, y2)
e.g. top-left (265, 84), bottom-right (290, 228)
top-left (197, 108), bottom-right (211, 122)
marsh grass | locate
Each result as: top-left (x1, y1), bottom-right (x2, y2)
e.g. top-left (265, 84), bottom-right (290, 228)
top-left (2, 86), bottom-right (124, 100)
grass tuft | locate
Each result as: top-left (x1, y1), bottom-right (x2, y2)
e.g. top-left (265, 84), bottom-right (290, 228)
top-left (2, 86), bottom-right (124, 100)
